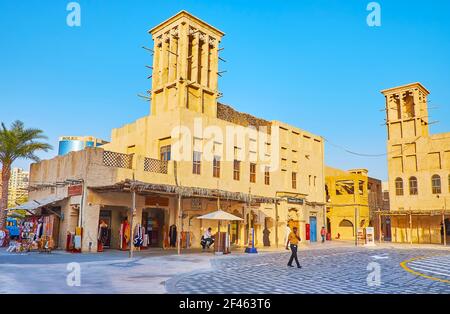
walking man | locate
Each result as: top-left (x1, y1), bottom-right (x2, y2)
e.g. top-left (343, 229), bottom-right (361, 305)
top-left (286, 226), bottom-right (301, 268)
top-left (321, 226), bottom-right (327, 243)
top-left (284, 223), bottom-right (291, 246)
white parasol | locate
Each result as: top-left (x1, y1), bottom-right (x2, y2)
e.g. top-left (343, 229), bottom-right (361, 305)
top-left (197, 210), bottom-right (243, 253)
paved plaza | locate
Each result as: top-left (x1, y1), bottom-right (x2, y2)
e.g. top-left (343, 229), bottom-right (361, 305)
top-left (1, 243), bottom-right (450, 294)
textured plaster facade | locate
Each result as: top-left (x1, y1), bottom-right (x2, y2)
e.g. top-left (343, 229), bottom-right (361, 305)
top-left (28, 11), bottom-right (326, 252)
top-left (383, 82), bottom-right (450, 243)
top-left (325, 166), bottom-right (370, 240)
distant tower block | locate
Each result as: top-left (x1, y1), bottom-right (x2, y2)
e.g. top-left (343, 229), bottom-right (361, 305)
top-left (381, 82), bottom-right (430, 142)
top-left (148, 11), bottom-right (225, 117)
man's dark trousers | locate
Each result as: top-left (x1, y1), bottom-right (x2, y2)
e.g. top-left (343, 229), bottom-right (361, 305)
top-left (288, 244), bottom-right (300, 267)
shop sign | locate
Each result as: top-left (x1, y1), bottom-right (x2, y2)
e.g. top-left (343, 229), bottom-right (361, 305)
top-left (145, 196), bottom-right (169, 206)
top-left (68, 184), bottom-right (83, 196)
top-left (191, 198), bottom-right (202, 210)
top-left (365, 227), bottom-right (375, 246)
top-left (287, 197), bottom-right (304, 205)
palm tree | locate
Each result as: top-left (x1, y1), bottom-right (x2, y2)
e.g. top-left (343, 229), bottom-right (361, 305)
top-left (0, 121), bottom-right (52, 229)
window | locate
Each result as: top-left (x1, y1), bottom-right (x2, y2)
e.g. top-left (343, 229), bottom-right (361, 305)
top-left (264, 166), bottom-right (270, 185)
top-left (431, 174), bottom-right (441, 194)
top-left (160, 145), bottom-right (171, 161)
top-left (233, 160), bottom-right (240, 180)
top-left (250, 163), bottom-right (256, 183)
top-left (395, 178), bottom-right (404, 196)
top-left (193, 151), bottom-right (201, 175)
top-left (314, 176), bottom-right (317, 187)
top-left (308, 175), bottom-right (312, 186)
top-left (448, 175), bottom-right (450, 193)
top-left (292, 172), bottom-right (297, 189)
top-left (409, 176), bottom-right (418, 195)
top-left (213, 156), bottom-right (220, 178)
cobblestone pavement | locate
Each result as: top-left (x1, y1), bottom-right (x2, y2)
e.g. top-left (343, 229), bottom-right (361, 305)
top-left (0, 248), bottom-right (213, 293)
top-left (2, 245), bottom-right (450, 293)
top-left (165, 246), bottom-right (450, 294)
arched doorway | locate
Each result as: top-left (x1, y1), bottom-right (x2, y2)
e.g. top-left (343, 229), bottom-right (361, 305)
top-left (338, 219), bottom-right (354, 239)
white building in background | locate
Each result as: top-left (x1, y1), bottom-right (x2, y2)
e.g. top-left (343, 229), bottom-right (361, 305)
top-left (8, 167), bottom-right (29, 207)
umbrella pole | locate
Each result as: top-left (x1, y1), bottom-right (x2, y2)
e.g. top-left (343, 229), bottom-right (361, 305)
top-left (217, 220), bottom-right (221, 253)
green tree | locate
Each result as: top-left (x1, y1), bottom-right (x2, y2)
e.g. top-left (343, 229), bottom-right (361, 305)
top-left (0, 121), bottom-right (52, 228)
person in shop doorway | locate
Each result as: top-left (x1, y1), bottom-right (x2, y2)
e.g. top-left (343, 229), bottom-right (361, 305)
top-left (286, 226), bottom-right (301, 268)
top-left (321, 226), bottom-right (327, 243)
top-left (201, 227), bottom-right (214, 250)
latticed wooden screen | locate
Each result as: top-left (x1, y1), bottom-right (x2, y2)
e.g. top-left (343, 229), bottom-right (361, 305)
top-left (144, 157), bottom-right (168, 174)
top-left (103, 151), bottom-right (133, 169)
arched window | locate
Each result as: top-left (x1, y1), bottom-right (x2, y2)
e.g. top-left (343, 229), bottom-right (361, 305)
top-left (409, 176), bottom-right (418, 195)
top-left (395, 177), bottom-right (404, 196)
top-left (431, 174), bottom-right (441, 194)
top-left (339, 219), bottom-right (354, 228)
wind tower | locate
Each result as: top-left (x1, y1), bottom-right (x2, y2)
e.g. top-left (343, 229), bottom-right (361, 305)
top-left (148, 11), bottom-right (225, 118)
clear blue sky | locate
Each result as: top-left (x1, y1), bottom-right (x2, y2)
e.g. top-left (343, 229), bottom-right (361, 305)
top-left (1, 0), bottom-right (449, 181)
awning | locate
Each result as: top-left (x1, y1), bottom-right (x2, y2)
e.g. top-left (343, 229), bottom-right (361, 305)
top-left (6, 195), bottom-right (68, 215)
top-left (90, 179), bottom-right (279, 204)
top-left (197, 210), bottom-right (243, 221)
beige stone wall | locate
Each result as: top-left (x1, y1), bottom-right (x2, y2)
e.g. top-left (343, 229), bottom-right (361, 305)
top-left (27, 11), bottom-right (326, 251)
top-left (325, 166), bottom-right (371, 240)
top-left (382, 82), bottom-right (450, 244)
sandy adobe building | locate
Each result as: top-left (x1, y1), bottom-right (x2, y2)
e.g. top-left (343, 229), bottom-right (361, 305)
top-left (382, 82), bottom-right (450, 244)
top-left (325, 167), bottom-right (370, 240)
top-left (24, 11), bottom-right (326, 252)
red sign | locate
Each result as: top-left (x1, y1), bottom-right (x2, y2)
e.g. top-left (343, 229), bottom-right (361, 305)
top-left (68, 184), bottom-right (83, 196)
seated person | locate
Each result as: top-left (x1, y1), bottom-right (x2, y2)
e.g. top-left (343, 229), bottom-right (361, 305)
top-left (200, 227), bottom-right (215, 249)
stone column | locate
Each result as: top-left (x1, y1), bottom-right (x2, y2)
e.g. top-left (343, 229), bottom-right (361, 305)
top-left (168, 28), bottom-right (178, 83)
top-left (161, 33), bottom-right (170, 85)
top-left (200, 33), bottom-right (209, 87)
top-left (191, 30), bottom-right (200, 83)
top-left (209, 37), bottom-right (219, 91)
top-left (153, 36), bottom-right (162, 88)
top-left (81, 203), bottom-right (101, 252)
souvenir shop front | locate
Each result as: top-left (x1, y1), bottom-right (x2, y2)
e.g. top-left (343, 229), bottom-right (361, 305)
top-left (5, 207), bottom-right (61, 253)
top-left (96, 205), bottom-right (131, 252)
top-left (96, 205), bottom-right (167, 252)
top-left (90, 180), bottom-right (279, 253)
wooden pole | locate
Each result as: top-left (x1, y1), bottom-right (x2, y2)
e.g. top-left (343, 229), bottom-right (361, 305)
top-left (409, 212), bottom-right (413, 245)
top-left (429, 216), bottom-right (432, 244)
top-left (442, 210), bottom-right (446, 246)
top-left (129, 190), bottom-right (136, 259)
top-left (354, 193), bottom-right (358, 246)
top-left (275, 199), bottom-right (279, 248)
top-left (378, 212), bottom-right (382, 243)
top-left (444, 198), bottom-right (447, 246)
top-left (217, 220), bottom-right (221, 253)
top-left (177, 193), bottom-right (182, 255)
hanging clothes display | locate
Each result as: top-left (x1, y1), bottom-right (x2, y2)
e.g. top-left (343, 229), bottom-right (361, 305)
top-left (97, 220), bottom-right (109, 252)
top-left (163, 225), bottom-right (169, 248)
top-left (119, 219), bottom-right (130, 250)
top-left (133, 224), bottom-right (144, 248)
top-left (0, 229), bottom-right (6, 247)
top-left (169, 224), bottom-right (177, 247)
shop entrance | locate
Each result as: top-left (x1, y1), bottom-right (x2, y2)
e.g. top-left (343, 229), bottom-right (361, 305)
top-left (309, 216), bottom-right (317, 242)
top-left (99, 210), bottom-right (112, 249)
top-left (142, 208), bottom-right (165, 248)
top-left (230, 220), bottom-right (239, 244)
